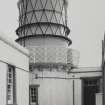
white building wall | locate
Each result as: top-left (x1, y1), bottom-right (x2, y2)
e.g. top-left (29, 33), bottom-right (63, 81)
top-left (30, 67), bottom-right (102, 105)
top-left (16, 68), bottom-right (29, 105)
top-left (0, 62), bottom-right (7, 105)
top-left (30, 77), bottom-right (73, 105)
top-left (74, 79), bottom-right (82, 105)
top-left (0, 33), bottom-right (29, 105)
top-left (0, 33), bottom-right (29, 69)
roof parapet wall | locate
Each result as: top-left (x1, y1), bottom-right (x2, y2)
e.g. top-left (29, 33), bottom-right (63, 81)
top-left (0, 32), bottom-right (29, 57)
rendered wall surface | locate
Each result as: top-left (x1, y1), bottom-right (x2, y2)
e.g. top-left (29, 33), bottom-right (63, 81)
top-left (30, 67), bottom-right (102, 105)
top-left (0, 62), bottom-right (7, 105)
top-left (16, 68), bottom-right (29, 105)
top-left (0, 39), bottom-right (29, 70)
top-left (74, 79), bottom-right (82, 105)
top-left (30, 71), bottom-right (73, 105)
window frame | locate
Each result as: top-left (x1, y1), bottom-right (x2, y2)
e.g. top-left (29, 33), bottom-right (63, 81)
top-left (29, 85), bottom-right (39, 105)
top-left (6, 65), bottom-right (16, 105)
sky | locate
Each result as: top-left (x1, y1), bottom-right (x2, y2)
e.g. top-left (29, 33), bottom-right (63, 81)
top-left (0, 0), bottom-right (105, 67)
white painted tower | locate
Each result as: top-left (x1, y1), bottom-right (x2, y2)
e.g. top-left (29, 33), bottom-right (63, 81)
top-left (16, 0), bottom-right (79, 105)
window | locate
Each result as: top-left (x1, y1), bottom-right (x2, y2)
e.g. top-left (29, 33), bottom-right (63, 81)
top-left (29, 85), bottom-right (39, 105)
top-left (7, 65), bottom-right (16, 105)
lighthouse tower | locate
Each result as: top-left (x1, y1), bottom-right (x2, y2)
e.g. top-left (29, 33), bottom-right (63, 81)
top-left (16, 0), bottom-right (79, 105)
top-left (16, 0), bottom-right (71, 46)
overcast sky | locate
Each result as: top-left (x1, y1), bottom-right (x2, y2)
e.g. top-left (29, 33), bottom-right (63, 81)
top-left (0, 0), bottom-right (105, 67)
